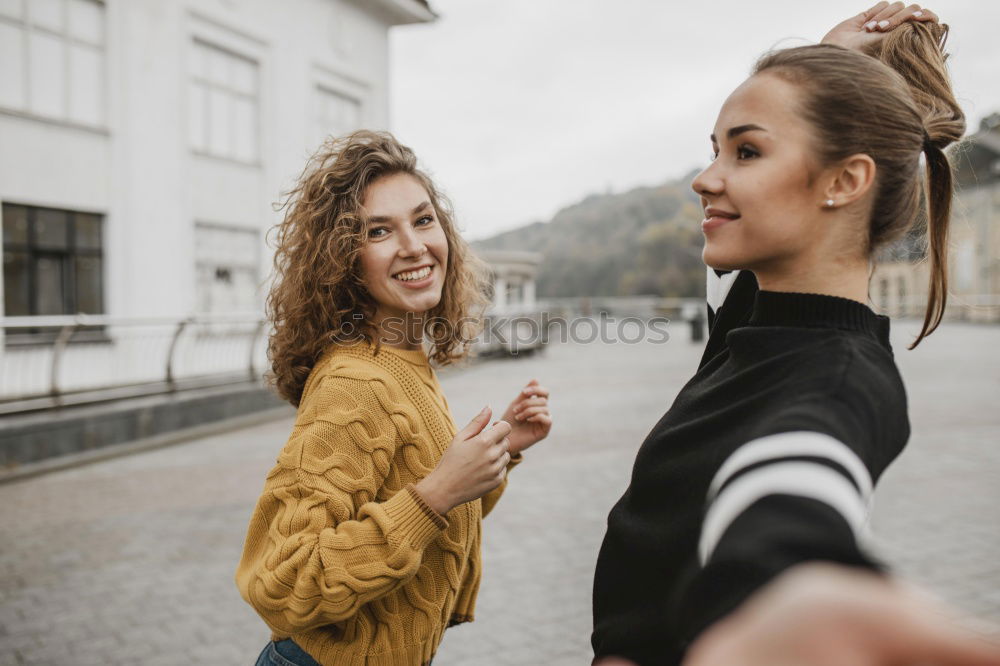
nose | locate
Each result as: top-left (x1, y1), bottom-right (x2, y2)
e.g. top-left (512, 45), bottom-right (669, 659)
top-left (396, 225), bottom-right (427, 259)
top-left (691, 161), bottom-right (723, 199)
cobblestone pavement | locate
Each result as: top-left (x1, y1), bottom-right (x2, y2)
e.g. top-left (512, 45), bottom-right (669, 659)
top-left (0, 320), bottom-right (997, 665)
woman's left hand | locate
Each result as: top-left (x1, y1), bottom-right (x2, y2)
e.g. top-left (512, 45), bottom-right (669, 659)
top-left (821, 2), bottom-right (939, 52)
top-left (501, 379), bottom-right (552, 455)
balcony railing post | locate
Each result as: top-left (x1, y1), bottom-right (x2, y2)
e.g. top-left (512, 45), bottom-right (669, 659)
top-left (165, 318), bottom-right (192, 389)
top-left (50, 321), bottom-right (78, 402)
top-left (248, 319), bottom-right (266, 381)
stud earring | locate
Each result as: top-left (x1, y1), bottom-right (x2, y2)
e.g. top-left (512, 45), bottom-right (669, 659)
top-left (825, 199), bottom-right (835, 207)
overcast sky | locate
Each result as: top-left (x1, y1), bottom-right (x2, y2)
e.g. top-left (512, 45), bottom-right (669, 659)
top-left (388, 0), bottom-right (1000, 241)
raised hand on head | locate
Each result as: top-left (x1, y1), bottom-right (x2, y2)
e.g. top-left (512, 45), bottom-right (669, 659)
top-left (821, 2), bottom-right (940, 52)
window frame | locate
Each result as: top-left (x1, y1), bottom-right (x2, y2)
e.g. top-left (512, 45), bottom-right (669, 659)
top-left (2, 203), bottom-right (105, 341)
top-left (310, 61), bottom-right (369, 150)
top-left (193, 220), bottom-right (260, 315)
top-left (314, 83), bottom-right (362, 143)
top-left (188, 37), bottom-right (261, 165)
top-left (0, 0), bottom-right (108, 131)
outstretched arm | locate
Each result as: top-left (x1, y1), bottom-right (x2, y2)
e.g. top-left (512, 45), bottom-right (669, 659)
top-left (684, 563), bottom-right (1000, 666)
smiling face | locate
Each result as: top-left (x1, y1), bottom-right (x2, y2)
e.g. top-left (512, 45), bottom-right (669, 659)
top-left (691, 73), bottom-right (835, 273)
top-left (358, 172), bottom-right (449, 321)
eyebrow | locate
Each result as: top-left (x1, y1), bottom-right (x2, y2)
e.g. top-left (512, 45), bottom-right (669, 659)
top-left (368, 200), bottom-right (432, 225)
top-left (710, 124), bottom-right (768, 143)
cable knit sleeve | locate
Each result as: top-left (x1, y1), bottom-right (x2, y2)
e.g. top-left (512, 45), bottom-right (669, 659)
top-left (235, 374), bottom-right (449, 635)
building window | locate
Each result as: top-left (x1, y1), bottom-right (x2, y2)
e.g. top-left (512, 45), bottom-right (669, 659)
top-left (194, 223), bottom-right (259, 314)
top-left (189, 39), bottom-right (259, 163)
top-left (0, 0), bottom-right (106, 127)
top-left (315, 85), bottom-right (360, 144)
top-left (2, 203), bottom-right (104, 317)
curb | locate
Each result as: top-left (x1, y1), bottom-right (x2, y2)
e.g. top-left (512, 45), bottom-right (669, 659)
top-left (0, 404), bottom-right (294, 484)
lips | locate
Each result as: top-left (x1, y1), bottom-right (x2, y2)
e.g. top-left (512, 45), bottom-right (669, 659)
top-left (392, 264), bottom-right (435, 288)
top-left (392, 264), bottom-right (433, 281)
top-left (702, 207), bottom-right (740, 232)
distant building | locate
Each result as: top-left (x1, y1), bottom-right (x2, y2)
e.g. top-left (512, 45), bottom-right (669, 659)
top-left (480, 249), bottom-right (541, 313)
top-left (1, 0), bottom-right (434, 327)
top-left (476, 250), bottom-right (544, 355)
top-left (871, 112), bottom-right (1000, 322)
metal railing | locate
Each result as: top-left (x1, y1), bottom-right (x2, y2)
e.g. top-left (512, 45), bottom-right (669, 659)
top-left (3, 295), bottom-right (995, 415)
top-left (874, 294), bottom-right (1000, 322)
top-left (1, 313), bottom-right (268, 415)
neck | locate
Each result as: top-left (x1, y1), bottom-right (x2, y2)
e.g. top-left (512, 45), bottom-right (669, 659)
top-left (753, 254), bottom-right (871, 306)
top-left (372, 309), bottom-right (425, 351)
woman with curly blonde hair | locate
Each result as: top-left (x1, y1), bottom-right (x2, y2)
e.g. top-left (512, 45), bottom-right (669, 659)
top-left (236, 130), bottom-right (553, 666)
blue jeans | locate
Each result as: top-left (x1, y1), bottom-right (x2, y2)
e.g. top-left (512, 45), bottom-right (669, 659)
top-left (254, 639), bottom-right (321, 666)
top-left (254, 638), bottom-right (434, 665)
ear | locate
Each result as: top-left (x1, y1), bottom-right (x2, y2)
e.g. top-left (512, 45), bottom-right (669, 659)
top-left (823, 153), bottom-right (877, 206)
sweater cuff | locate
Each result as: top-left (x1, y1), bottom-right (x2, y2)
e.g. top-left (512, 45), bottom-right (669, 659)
top-left (405, 483), bottom-right (449, 529)
top-left (382, 485), bottom-right (449, 551)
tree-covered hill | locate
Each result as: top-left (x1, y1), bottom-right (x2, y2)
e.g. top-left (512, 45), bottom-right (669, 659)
top-left (473, 172), bottom-right (707, 298)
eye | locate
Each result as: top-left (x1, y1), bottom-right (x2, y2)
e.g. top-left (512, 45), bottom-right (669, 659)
top-left (736, 144), bottom-right (760, 160)
top-left (415, 214), bottom-right (435, 227)
top-left (368, 226), bottom-right (389, 239)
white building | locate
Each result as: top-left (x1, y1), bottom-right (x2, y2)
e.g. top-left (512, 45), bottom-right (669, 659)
top-left (479, 249), bottom-right (540, 314)
top-left (0, 0), bottom-right (434, 324)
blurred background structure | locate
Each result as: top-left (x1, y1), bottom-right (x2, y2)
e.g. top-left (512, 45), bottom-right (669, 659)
top-left (872, 112), bottom-right (1000, 319)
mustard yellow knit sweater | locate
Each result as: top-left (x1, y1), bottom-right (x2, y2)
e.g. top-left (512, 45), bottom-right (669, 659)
top-left (236, 341), bottom-right (520, 666)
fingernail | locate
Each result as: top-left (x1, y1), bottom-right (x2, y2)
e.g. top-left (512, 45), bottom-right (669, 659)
top-left (878, 20), bottom-right (890, 29)
top-left (913, 10), bottom-right (923, 16)
top-left (865, 20), bottom-right (877, 30)
top-left (481, 405), bottom-right (490, 415)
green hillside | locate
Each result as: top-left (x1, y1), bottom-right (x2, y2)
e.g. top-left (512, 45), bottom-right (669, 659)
top-left (473, 172), bottom-right (707, 298)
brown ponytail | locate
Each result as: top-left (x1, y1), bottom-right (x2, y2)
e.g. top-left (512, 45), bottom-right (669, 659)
top-left (866, 23), bottom-right (964, 348)
top-left (755, 21), bottom-right (965, 349)
top-left (918, 138), bottom-right (954, 346)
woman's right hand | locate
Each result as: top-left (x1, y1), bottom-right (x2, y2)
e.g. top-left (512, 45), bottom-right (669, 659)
top-left (821, 2), bottom-right (939, 52)
top-left (415, 406), bottom-right (512, 515)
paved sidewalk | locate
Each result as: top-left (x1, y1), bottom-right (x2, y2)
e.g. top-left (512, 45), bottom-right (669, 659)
top-left (0, 320), bottom-right (997, 665)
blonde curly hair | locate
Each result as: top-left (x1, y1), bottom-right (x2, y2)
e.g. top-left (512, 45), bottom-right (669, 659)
top-left (265, 130), bottom-right (490, 406)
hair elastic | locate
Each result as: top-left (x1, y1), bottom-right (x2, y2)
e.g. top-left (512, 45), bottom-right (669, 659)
top-left (922, 129), bottom-right (935, 152)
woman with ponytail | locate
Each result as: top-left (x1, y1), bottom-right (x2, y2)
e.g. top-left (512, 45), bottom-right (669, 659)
top-left (592, 4), bottom-right (999, 665)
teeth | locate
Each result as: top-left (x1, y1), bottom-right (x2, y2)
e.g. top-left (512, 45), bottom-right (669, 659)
top-left (394, 266), bottom-right (431, 282)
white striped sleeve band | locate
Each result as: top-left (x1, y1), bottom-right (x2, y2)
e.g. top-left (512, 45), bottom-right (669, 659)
top-left (698, 431), bottom-right (874, 566)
